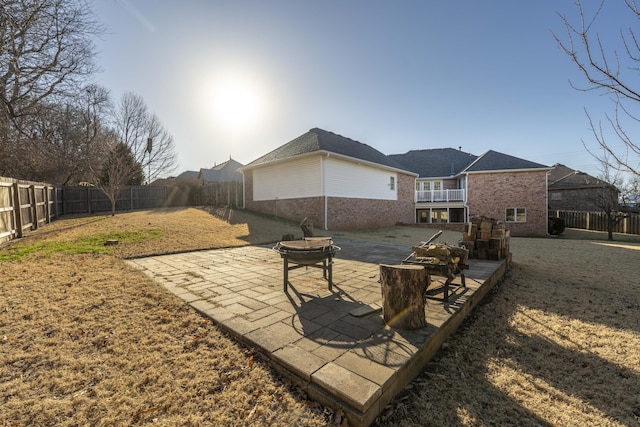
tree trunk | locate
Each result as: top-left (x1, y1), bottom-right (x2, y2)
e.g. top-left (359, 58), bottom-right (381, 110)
top-left (379, 264), bottom-right (428, 330)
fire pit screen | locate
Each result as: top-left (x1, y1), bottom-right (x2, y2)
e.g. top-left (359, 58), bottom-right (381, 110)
top-left (272, 237), bottom-right (340, 292)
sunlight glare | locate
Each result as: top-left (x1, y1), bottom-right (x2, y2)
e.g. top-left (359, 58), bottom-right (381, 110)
top-left (205, 71), bottom-right (265, 132)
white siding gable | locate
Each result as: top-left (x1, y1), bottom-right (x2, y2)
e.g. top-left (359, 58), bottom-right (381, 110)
top-left (324, 157), bottom-right (397, 200)
top-left (253, 156), bottom-right (322, 200)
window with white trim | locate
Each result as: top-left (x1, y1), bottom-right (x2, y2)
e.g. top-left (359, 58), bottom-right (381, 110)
top-left (389, 176), bottom-right (395, 190)
top-left (506, 207), bottom-right (526, 222)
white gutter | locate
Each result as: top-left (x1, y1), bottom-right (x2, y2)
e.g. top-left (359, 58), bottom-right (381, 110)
top-left (464, 167), bottom-right (552, 175)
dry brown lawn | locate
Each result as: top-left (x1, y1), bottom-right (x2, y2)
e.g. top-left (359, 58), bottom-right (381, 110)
top-left (1, 207), bottom-right (640, 426)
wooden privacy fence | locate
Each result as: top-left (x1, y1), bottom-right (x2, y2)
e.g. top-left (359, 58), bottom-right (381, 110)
top-left (58, 185), bottom-right (174, 215)
top-left (200, 181), bottom-right (242, 208)
top-left (56, 182), bottom-right (243, 216)
top-left (0, 177), bottom-right (57, 244)
top-left (1, 179), bottom-right (243, 244)
top-left (553, 210), bottom-right (640, 235)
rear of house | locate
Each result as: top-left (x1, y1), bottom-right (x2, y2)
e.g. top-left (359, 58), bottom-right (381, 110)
top-left (241, 128), bottom-right (416, 230)
top-left (243, 129), bottom-right (550, 236)
top-left (391, 149), bottom-right (551, 236)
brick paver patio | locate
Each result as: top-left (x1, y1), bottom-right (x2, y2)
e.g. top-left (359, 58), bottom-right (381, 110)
top-left (126, 239), bottom-right (508, 426)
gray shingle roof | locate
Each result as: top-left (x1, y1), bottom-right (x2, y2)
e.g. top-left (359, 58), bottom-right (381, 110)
top-left (199, 158), bottom-right (243, 182)
top-left (548, 163), bottom-right (611, 189)
top-left (465, 150), bottom-right (548, 172)
top-left (389, 148), bottom-right (478, 178)
top-left (244, 128), bottom-right (411, 172)
top-left (175, 170), bottom-right (199, 180)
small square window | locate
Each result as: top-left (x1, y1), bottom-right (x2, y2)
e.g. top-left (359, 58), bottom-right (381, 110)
top-left (506, 207), bottom-right (526, 222)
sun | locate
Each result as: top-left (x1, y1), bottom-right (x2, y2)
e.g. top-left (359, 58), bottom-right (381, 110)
top-left (206, 72), bottom-right (265, 132)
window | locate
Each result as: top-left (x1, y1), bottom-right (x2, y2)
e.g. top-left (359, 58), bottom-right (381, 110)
top-left (506, 207), bottom-right (526, 222)
top-left (389, 176), bottom-right (395, 190)
top-left (431, 208), bottom-right (448, 223)
top-left (551, 192), bottom-right (562, 201)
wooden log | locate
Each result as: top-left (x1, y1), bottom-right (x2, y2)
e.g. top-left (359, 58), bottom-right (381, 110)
top-left (379, 264), bottom-right (428, 330)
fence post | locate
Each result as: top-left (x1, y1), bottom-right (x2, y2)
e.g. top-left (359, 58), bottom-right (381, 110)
top-left (44, 185), bottom-right (50, 224)
top-left (86, 186), bottom-right (91, 214)
top-left (29, 185), bottom-right (38, 230)
top-left (12, 182), bottom-right (23, 238)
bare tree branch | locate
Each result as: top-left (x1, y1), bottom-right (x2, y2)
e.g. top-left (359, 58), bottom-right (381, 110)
top-left (554, 0), bottom-right (640, 179)
top-left (113, 92), bottom-right (179, 183)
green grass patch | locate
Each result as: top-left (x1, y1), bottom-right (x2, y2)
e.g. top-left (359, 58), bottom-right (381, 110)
top-left (0, 228), bottom-right (164, 262)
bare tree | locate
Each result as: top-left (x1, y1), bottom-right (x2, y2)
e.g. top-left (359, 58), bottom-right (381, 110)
top-left (112, 92), bottom-right (178, 183)
top-left (590, 150), bottom-right (624, 240)
top-left (96, 141), bottom-right (144, 216)
top-left (554, 0), bottom-right (640, 178)
top-left (0, 0), bottom-right (103, 178)
top-left (145, 113), bottom-right (178, 182)
top-left (25, 84), bottom-right (112, 184)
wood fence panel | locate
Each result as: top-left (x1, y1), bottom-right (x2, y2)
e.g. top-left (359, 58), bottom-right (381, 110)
top-left (554, 210), bottom-right (640, 236)
top-left (201, 182), bottom-right (242, 207)
top-left (0, 181), bottom-right (17, 243)
top-left (0, 177), bottom-right (56, 244)
top-left (2, 179), bottom-right (242, 245)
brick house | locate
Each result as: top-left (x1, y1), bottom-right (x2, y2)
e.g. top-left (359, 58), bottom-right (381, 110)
top-left (390, 149), bottom-right (550, 236)
top-left (240, 128), bottom-right (417, 230)
top-left (242, 128), bottom-right (550, 236)
top-left (197, 158), bottom-right (244, 184)
top-left (548, 163), bottom-right (619, 212)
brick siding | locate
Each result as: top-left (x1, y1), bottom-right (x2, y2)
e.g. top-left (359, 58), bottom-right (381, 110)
top-left (466, 170), bottom-right (548, 236)
top-left (243, 169), bottom-right (415, 230)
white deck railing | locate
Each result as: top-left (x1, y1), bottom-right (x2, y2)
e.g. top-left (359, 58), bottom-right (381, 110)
top-left (416, 189), bottom-right (466, 203)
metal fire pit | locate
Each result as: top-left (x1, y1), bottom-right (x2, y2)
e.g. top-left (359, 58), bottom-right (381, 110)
top-left (272, 238), bottom-right (340, 292)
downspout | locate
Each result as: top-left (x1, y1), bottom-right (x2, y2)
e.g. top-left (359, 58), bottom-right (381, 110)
top-left (463, 173), bottom-right (470, 222)
top-left (323, 154), bottom-right (328, 230)
top-left (241, 172), bottom-right (246, 209)
top-left (546, 170), bottom-right (550, 236)
top-left (324, 195), bottom-right (328, 230)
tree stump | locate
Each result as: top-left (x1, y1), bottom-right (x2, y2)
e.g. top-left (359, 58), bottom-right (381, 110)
top-left (379, 264), bottom-right (428, 330)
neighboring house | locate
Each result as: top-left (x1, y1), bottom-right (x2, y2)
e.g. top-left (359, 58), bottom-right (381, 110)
top-left (390, 149), bottom-right (551, 236)
top-left (240, 128), bottom-right (417, 230)
top-left (198, 158), bottom-right (244, 207)
top-left (548, 163), bottom-right (619, 212)
top-left (170, 170), bottom-right (200, 183)
top-left (150, 170), bottom-right (199, 185)
top-left (175, 170), bottom-right (200, 181)
top-left (198, 158), bottom-right (243, 184)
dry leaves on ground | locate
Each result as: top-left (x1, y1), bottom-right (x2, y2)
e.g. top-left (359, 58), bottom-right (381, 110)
top-left (2, 207), bottom-right (640, 426)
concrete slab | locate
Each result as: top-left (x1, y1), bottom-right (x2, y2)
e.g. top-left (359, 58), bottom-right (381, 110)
top-left (126, 238), bottom-right (508, 427)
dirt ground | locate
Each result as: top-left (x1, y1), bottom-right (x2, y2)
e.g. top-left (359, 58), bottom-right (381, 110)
top-left (1, 207), bottom-right (640, 426)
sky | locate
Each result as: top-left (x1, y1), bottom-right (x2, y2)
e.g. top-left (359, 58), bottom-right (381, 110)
top-left (90, 0), bottom-right (637, 178)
